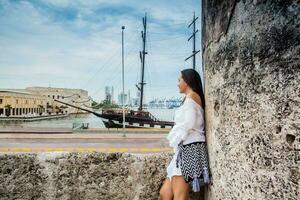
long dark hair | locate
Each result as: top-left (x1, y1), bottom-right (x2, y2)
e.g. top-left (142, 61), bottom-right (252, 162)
top-left (180, 69), bottom-right (205, 110)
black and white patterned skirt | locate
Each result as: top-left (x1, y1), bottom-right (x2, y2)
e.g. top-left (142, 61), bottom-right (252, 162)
top-left (176, 141), bottom-right (211, 192)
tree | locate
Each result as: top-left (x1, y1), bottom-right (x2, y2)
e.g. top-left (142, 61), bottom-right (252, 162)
top-left (4, 105), bottom-right (12, 117)
top-left (38, 105), bottom-right (44, 115)
top-left (92, 100), bottom-right (120, 109)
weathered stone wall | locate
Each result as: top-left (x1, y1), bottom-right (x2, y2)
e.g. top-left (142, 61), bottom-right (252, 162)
top-left (0, 152), bottom-right (203, 200)
top-left (202, 0), bottom-right (299, 199)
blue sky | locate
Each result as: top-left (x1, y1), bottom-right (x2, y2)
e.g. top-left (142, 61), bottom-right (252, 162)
top-left (0, 0), bottom-right (202, 102)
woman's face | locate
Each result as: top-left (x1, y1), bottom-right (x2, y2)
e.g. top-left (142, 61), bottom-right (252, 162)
top-left (177, 74), bottom-right (188, 93)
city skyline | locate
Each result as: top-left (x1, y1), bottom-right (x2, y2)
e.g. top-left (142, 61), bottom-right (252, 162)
top-left (0, 0), bottom-right (203, 101)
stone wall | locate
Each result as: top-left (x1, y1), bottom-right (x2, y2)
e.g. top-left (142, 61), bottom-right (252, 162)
top-left (0, 152), bottom-right (203, 200)
top-left (202, 0), bottom-right (299, 199)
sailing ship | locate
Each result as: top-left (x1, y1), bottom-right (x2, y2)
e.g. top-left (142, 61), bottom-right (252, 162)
top-left (55, 13), bottom-right (175, 129)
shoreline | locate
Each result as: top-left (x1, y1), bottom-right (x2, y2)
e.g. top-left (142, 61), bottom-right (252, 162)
top-left (0, 113), bottom-right (71, 122)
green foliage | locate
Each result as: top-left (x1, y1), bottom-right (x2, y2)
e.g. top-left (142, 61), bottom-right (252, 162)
top-left (4, 104), bottom-right (12, 117)
top-left (92, 100), bottom-right (120, 109)
top-left (4, 104), bottom-right (12, 109)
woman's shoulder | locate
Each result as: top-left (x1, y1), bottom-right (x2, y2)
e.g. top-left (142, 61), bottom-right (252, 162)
top-left (184, 96), bottom-right (204, 111)
top-left (188, 93), bottom-right (202, 106)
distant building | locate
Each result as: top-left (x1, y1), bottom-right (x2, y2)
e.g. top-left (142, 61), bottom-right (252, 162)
top-left (118, 92), bottom-right (128, 105)
top-left (127, 90), bottom-right (131, 105)
top-left (131, 98), bottom-right (139, 106)
top-left (148, 97), bottom-right (182, 108)
top-left (111, 87), bottom-right (114, 102)
top-left (0, 86), bottom-right (91, 117)
top-left (135, 90), bottom-right (147, 107)
top-left (26, 86), bottom-right (91, 114)
top-left (137, 91), bottom-right (141, 104)
top-left (118, 90), bottom-right (136, 106)
top-left (105, 86), bottom-right (114, 103)
top-left (0, 90), bottom-right (47, 117)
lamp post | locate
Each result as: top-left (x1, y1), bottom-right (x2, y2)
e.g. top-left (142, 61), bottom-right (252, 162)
top-left (122, 26), bottom-right (126, 137)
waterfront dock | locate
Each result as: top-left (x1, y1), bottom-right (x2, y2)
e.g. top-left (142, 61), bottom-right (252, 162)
top-left (0, 127), bottom-right (170, 134)
top-left (0, 127), bottom-right (72, 134)
top-left (0, 114), bottom-right (70, 122)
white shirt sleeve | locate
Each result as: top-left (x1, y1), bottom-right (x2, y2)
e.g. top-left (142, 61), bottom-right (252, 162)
top-left (166, 100), bottom-right (197, 148)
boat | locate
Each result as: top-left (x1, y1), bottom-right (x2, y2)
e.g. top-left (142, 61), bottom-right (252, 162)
top-left (55, 13), bottom-right (174, 129)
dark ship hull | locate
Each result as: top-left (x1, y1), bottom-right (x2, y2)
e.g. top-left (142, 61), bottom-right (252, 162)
top-left (102, 119), bottom-right (173, 129)
top-left (100, 109), bottom-right (174, 129)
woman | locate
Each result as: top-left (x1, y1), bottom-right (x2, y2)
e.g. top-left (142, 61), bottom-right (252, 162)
top-left (159, 69), bottom-right (211, 200)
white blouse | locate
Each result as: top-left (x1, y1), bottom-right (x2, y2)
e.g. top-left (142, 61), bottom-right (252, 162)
top-left (166, 96), bottom-right (205, 152)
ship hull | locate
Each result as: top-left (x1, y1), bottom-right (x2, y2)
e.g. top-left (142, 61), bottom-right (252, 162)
top-left (102, 120), bottom-right (144, 128)
top-left (100, 113), bottom-right (174, 129)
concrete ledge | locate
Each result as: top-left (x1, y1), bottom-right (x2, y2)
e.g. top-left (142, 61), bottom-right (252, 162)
top-left (0, 147), bottom-right (173, 153)
top-left (0, 152), bottom-right (205, 200)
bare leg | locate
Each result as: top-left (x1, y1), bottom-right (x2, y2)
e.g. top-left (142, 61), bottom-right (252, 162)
top-left (172, 176), bottom-right (190, 200)
top-left (159, 178), bottom-right (173, 200)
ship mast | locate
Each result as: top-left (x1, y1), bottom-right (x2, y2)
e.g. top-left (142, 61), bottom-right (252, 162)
top-left (137, 13), bottom-right (147, 111)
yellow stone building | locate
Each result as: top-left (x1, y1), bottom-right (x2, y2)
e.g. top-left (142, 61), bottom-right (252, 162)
top-left (0, 87), bottom-right (92, 117)
top-left (0, 90), bottom-right (46, 117)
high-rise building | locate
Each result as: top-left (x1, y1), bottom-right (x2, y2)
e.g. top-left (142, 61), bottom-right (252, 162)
top-left (127, 90), bottom-right (131, 106)
top-left (105, 86), bottom-right (114, 103)
top-left (118, 92), bottom-right (128, 105)
top-left (111, 86), bottom-right (114, 102)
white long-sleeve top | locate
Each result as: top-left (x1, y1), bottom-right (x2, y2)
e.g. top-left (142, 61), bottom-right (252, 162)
top-left (166, 96), bottom-right (205, 152)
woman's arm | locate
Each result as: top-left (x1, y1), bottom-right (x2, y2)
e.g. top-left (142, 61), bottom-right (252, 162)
top-left (166, 101), bottom-right (197, 147)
